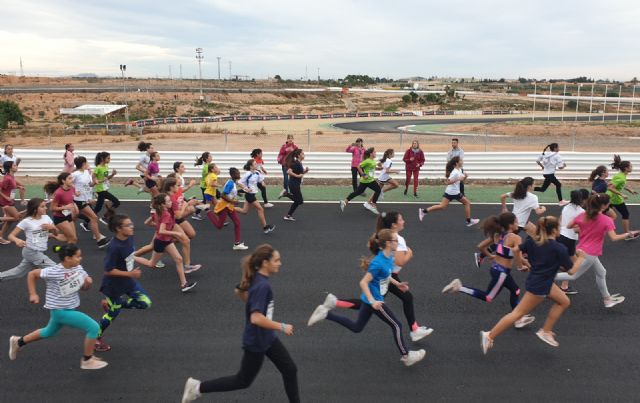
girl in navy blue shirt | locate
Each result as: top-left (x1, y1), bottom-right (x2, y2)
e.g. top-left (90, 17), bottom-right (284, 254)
top-left (181, 244), bottom-right (299, 403)
top-left (282, 149), bottom-right (308, 221)
top-left (481, 216), bottom-right (584, 354)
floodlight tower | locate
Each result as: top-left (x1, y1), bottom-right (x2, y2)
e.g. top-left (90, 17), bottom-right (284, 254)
top-left (119, 64), bottom-right (130, 132)
top-left (217, 57), bottom-right (221, 80)
top-left (196, 48), bottom-right (204, 100)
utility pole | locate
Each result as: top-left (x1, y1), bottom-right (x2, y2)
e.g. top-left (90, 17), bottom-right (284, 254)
top-left (317, 67), bottom-right (320, 83)
top-left (19, 57), bottom-right (24, 77)
top-left (119, 64), bottom-right (129, 133)
top-left (196, 48), bottom-right (204, 100)
top-left (169, 65), bottom-right (172, 80)
top-left (217, 57), bottom-right (221, 80)
top-left (179, 64), bottom-right (183, 80)
top-left (229, 61), bottom-right (232, 80)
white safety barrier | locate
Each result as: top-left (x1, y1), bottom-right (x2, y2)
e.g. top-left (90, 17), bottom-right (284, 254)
top-left (13, 149), bottom-right (639, 181)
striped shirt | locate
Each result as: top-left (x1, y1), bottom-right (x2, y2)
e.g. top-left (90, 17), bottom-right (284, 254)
top-left (39, 264), bottom-right (88, 310)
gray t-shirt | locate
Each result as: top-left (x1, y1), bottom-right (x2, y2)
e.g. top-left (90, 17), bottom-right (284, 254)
top-left (447, 148), bottom-right (465, 162)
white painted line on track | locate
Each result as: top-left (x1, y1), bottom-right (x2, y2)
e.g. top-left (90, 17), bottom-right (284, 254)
top-left (117, 199), bottom-right (640, 206)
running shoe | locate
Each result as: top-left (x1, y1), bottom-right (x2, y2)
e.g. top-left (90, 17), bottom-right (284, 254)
top-left (307, 305), bottom-right (329, 326)
top-left (181, 282), bottom-right (197, 293)
top-left (410, 326), bottom-right (434, 342)
top-left (80, 356), bottom-right (108, 370)
top-left (404, 189), bottom-right (408, 195)
top-left (400, 349), bottom-right (426, 366)
top-left (279, 189), bottom-right (287, 198)
top-left (99, 217), bottom-right (108, 226)
top-left (414, 193), bottom-right (418, 198)
top-left (418, 208), bottom-right (426, 222)
top-left (514, 314), bottom-right (536, 329)
top-left (190, 214), bottom-right (202, 221)
top-left (232, 242), bottom-right (249, 251)
top-left (263, 224), bottom-right (275, 234)
top-left (8, 336), bottom-right (20, 360)
top-left (558, 200), bottom-right (570, 206)
top-left (363, 201), bottom-right (372, 211)
top-left (184, 264), bottom-right (202, 274)
top-left (339, 200), bottom-right (346, 212)
top-left (442, 278), bottom-right (462, 294)
top-left (603, 295), bottom-right (625, 308)
top-left (368, 205), bottom-right (380, 215)
top-left (263, 203), bottom-right (274, 208)
top-left (181, 377), bottom-right (202, 403)
top-left (535, 329), bottom-right (559, 347)
top-left (97, 237), bottom-right (111, 249)
top-left (94, 337), bottom-right (111, 352)
top-left (223, 221), bottom-right (229, 227)
top-left (195, 204), bottom-right (208, 211)
top-left (466, 218), bottom-right (480, 227)
top-left (124, 178), bottom-right (135, 187)
top-left (480, 331), bottom-right (493, 355)
top-left (137, 187), bottom-right (145, 195)
top-left (378, 191), bottom-right (384, 200)
top-left (561, 286), bottom-right (578, 295)
top-left (474, 252), bottom-right (484, 268)
top-left (322, 293), bottom-right (337, 309)
top-left (79, 222), bottom-right (90, 232)
top-left (155, 260), bottom-right (166, 269)
top-left (283, 215), bottom-right (296, 221)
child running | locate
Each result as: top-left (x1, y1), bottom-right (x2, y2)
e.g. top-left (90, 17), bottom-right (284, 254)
top-left (92, 151), bottom-right (121, 220)
top-left (500, 177), bottom-right (546, 235)
top-left (418, 156), bottom-right (479, 227)
top-left (480, 217), bottom-right (584, 354)
top-left (533, 143), bottom-right (569, 206)
top-left (443, 212), bottom-right (536, 329)
top-left (589, 165), bottom-right (617, 219)
top-left (251, 148), bottom-right (273, 208)
top-left (44, 173), bottom-right (80, 244)
top-left (206, 168), bottom-right (248, 250)
top-left (126, 141), bottom-right (154, 193)
top-left (71, 156), bottom-right (110, 248)
top-left (0, 161), bottom-right (26, 244)
top-left (144, 151), bottom-right (161, 198)
top-left (8, 244), bottom-right (107, 370)
top-left (554, 193), bottom-right (638, 308)
top-left (345, 138), bottom-right (365, 193)
top-left (0, 198), bottom-right (58, 281)
top-left (203, 163), bottom-right (219, 211)
top-left (339, 147), bottom-right (381, 215)
top-left (372, 148), bottom-right (399, 201)
top-left (94, 214), bottom-right (153, 352)
top-left (181, 244), bottom-right (299, 403)
top-left (192, 151), bottom-right (213, 220)
top-left (557, 189), bottom-right (589, 294)
top-left (306, 229), bottom-right (426, 367)
top-left (606, 155), bottom-right (637, 233)
top-left (282, 149), bottom-right (308, 221)
top-left (239, 159), bottom-right (276, 234)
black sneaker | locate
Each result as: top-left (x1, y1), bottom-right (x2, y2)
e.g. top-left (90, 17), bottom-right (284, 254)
top-left (181, 282), bottom-right (197, 293)
top-left (97, 237), bottom-right (111, 249)
top-left (561, 286), bottom-right (578, 295)
top-left (263, 224), bottom-right (276, 234)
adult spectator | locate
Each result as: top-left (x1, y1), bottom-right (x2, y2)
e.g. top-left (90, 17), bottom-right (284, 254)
top-left (277, 134), bottom-right (298, 197)
top-left (345, 138), bottom-right (365, 192)
top-left (0, 144), bottom-right (21, 166)
top-left (62, 144), bottom-right (75, 173)
top-left (447, 138), bottom-right (465, 195)
top-left (403, 140), bottom-right (425, 197)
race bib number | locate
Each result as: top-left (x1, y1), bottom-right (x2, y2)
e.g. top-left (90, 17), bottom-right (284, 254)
top-left (62, 209), bottom-right (71, 216)
top-left (59, 272), bottom-right (84, 297)
top-left (10, 189), bottom-right (16, 200)
top-left (29, 230), bottom-right (49, 249)
top-left (379, 277), bottom-right (390, 296)
top-left (125, 252), bottom-right (135, 271)
top-left (266, 300), bottom-right (274, 320)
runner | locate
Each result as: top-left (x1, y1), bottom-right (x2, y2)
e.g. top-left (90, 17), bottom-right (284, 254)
top-left (443, 213), bottom-right (535, 328)
top-left (8, 244), bottom-right (108, 370)
top-left (192, 151), bottom-right (213, 220)
top-left (93, 214), bottom-right (153, 352)
top-left (589, 165), bottom-right (617, 219)
top-left (71, 156), bottom-right (110, 249)
top-left (339, 147), bottom-right (381, 215)
top-left (533, 143), bottom-right (569, 206)
top-left (1, 198), bottom-right (57, 281)
top-left (203, 163), bottom-right (219, 211)
top-left (606, 155), bottom-right (637, 233)
top-left (0, 161), bottom-right (25, 244)
top-left (44, 173), bottom-right (79, 244)
top-left (144, 151), bottom-right (161, 198)
top-left (277, 134), bottom-right (298, 197)
top-left (251, 148), bottom-right (273, 208)
top-left (125, 141), bottom-right (154, 193)
top-left (556, 189), bottom-right (589, 294)
top-left (0, 144), bottom-right (21, 166)
top-left (372, 148), bottom-right (399, 201)
top-left (306, 229), bottom-right (426, 367)
top-left (554, 193), bottom-right (638, 308)
top-left (206, 167), bottom-right (248, 250)
top-left (418, 156), bottom-right (479, 227)
top-left (403, 140), bottom-right (425, 197)
top-left (480, 217), bottom-right (585, 353)
top-left (181, 244), bottom-right (299, 403)
top-left (282, 149), bottom-right (307, 222)
top-left (92, 151), bottom-right (121, 220)
top-left (239, 159), bottom-right (276, 234)
top-left (500, 177), bottom-right (546, 234)
top-left (62, 143), bottom-right (75, 173)
top-left (346, 138), bottom-right (365, 193)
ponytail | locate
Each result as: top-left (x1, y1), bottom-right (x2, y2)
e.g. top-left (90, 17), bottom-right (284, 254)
top-left (446, 156), bottom-right (460, 177)
top-left (379, 148), bottom-right (394, 164)
top-left (585, 193), bottom-right (610, 220)
top-left (482, 212), bottom-right (516, 237)
top-left (360, 229), bottom-right (395, 270)
top-left (589, 165), bottom-right (607, 182)
top-left (194, 151), bottom-right (210, 167)
top-left (239, 244), bottom-right (276, 290)
top-left (512, 177), bottom-right (534, 199)
top-left (376, 211), bottom-right (400, 232)
top-left (43, 172), bottom-right (70, 195)
top-left (534, 216), bottom-right (559, 246)
top-left (542, 143), bottom-right (558, 155)
top-left (53, 244), bottom-right (80, 262)
top-left (611, 154), bottom-right (631, 172)
top-left (363, 147), bottom-right (375, 160)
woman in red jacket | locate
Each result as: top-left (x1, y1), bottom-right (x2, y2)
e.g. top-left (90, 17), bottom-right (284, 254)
top-left (403, 140), bottom-right (425, 197)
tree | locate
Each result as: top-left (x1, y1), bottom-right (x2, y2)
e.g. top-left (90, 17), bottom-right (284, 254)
top-left (401, 94), bottom-right (412, 103)
top-left (274, 74), bottom-right (282, 81)
top-left (0, 101), bottom-right (25, 129)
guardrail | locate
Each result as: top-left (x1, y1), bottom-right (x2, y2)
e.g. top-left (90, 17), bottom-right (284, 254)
top-left (13, 149), bottom-right (639, 181)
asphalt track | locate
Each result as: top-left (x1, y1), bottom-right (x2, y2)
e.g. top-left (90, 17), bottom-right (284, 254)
top-left (1, 202), bottom-right (639, 402)
top-left (335, 115), bottom-right (640, 133)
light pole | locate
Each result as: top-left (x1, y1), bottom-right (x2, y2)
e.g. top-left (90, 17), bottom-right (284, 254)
top-left (588, 83), bottom-right (595, 122)
top-left (216, 57), bottom-right (221, 80)
top-left (631, 85), bottom-right (637, 122)
top-left (532, 81), bottom-right (537, 121)
top-left (119, 64), bottom-right (129, 132)
top-left (602, 84), bottom-right (608, 123)
top-left (575, 83), bottom-right (582, 121)
top-left (196, 48), bottom-right (204, 100)
top-left (561, 83), bottom-right (566, 121)
top-left (547, 83), bottom-right (553, 121)
top-left (616, 84), bottom-right (622, 122)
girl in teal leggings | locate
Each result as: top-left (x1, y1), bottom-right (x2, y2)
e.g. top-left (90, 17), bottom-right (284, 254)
top-left (8, 244), bottom-right (108, 370)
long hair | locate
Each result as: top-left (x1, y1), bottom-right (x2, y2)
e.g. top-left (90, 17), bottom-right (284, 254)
top-left (160, 177), bottom-right (178, 193)
top-left (363, 147), bottom-right (375, 160)
top-left (1, 160), bottom-right (14, 175)
top-left (152, 193), bottom-right (169, 216)
top-left (43, 172), bottom-right (71, 195)
top-left (360, 229), bottom-right (395, 270)
top-left (137, 141), bottom-right (152, 152)
top-left (482, 212), bottom-right (516, 237)
top-left (379, 149), bottom-right (394, 164)
top-left (534, 216), bottom-right (559, 246)
top-left (74, 156), bottom-right (87, 170)
top-left (585, 193), bottom-right (610, 220)
top-left (512, 177), bottom-right (534, 200)
top-left (446, 156), bottom-right (460, 177)
top-left (285, 148), bottom-right (303, 169)
top-left (194, 151), bottom-right (210, 166)
top-left (243, 159), bottom-right (255, 171)
top-left (94, 151), bottom-right (110, 167)
top-left (589, 165), bottom-right (607, 181)
top-left (53, 244), bottom-right (80, 262)
top-left (26, 197), bottom-right (45, 217)
top-left (240, 244), bottom-right (276, 290)
top-left (611, 155), bottom-right (631, 172)
top-left (64, 143), bottom-right (73, 159)
top-left (542, 143), bottom-right (559, 155)
top-left (376, 211), bottom-right (400, 232)
top-left (250, 148), bottom-right (262, 158)
top-left (569, 189), bottom-right (589, 206)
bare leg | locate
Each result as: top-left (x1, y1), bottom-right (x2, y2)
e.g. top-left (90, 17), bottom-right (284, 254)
top-left (488, 292), bottom-right (544, 340)
top-left (252, 202), bottom-right (267, 227)
top-left (427, 198), bottom-right (450, 213)
top-left (541, 284), bottom-right (571, 332)
top-left (164, 243), bottom-right (186, 286)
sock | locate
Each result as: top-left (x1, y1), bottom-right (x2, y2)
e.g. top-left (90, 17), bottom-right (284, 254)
top-left (411, 322), bottom-right (419, 332)
top-left (83, 355), bottom-right (92, 361)
top-left (335, 300), bottom-right (355, 309)
top-left (466, 218), bottom-right (471, 223)
top-left (18, 337), bottom-right (26, 347)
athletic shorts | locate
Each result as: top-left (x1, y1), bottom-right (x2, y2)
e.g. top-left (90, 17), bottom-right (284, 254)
top-left (145, 179), bottom-right (157, 189)
top-left (377, 178), bottom-right (391, 184)
top-left (557, 235), bottom-right (576, 257)
top-left (204, 194), bottom-right (215, 203)
top-left (153, 239), bottom-right (172, 253)
top-left (612, 203), bottom-right (630, 220)
top-left (175, 217), bottom-right (185, 224)
top-left (74, 200), bottom-right (89, 210)
top-left (53, 215), bottom-right (73, 225)
top-left (245, 193), bottom-right (257, 203)
top-left (443, 193), bottom-right (463, 201)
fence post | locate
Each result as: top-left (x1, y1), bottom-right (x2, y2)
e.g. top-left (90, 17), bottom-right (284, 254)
top-left (572, 128), bottom-right (576, 151)
top-left (224, 130), bottom-right (228, 151)
top-left (484, 131), bottom-right (488, 152)
top-left (48, 127), bottom-right (52, 145)
top-left (307, 129), bottom-right (311, 151)
top-left (399, 130), bottom-right (404, 149)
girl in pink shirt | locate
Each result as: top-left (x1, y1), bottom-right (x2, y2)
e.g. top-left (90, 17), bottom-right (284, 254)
top-left (0, 161), bottom-right (25, 244)
top-left (62, 144), bottom-right (75, 173)
top-left (555, 193), bottom-right (639, 308)
top-left (346, 138), bottom-right (365, 192)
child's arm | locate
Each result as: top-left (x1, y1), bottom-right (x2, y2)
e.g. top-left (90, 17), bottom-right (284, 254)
top-left (27, 269), bottom-right (42, 304)
top-left (359, 272), bottom-right (382, 310)
top-left (477, 237), bottom-right (496, 260)
top-left (159, 222), bottom-right (181, 238)
top-left (8, 227), bottom-right (25, 247)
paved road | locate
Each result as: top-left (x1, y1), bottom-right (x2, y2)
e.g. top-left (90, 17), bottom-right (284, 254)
top-left (1, 202), bottom-right (638, 402)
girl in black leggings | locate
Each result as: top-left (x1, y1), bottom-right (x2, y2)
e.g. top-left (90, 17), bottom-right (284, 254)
top-left (283, 149), bottom-right (307, 221)
top-left (181, 244), bottom-right (299, 403)
top-left (534, 143), bottom-right (568, 205)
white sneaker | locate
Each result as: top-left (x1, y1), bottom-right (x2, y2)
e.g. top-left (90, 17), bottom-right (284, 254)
top-left (474, 252), bottom-right (483, 268)
top-left (80, 356), bottom-right (109, 370)
top-left (466, 218), bottom-right (480, 227)
top-left (283, 215), bottom-right (296, 221)
top-left (191, 214), bottom-right (203, 221)
top-left (279, 189), bottom-right (287, 197)
top-left (535, 329), bottom-right (559, 347)
top-left (339, 200), bottom-right (346, 212)
top-left (263, 203), bottom-right (274, 208)
top-left (184, 264), bottom-right (202, 274)
top-left (155, 260), bottom-right (165, 269)
top-left (558, 200), bottom-right (570, 206)
top-left (322, 293), bottom-right (337, 309)
top-left (442, 278), bottom-right (462, 294)
top-left (400, 349), bottom-right (426, 366)
top-left (379, 191), bottom-right (384, 200)
top-left (233, 242), bottom-right (249, 250)
top-left (514, 314), bottom-right (536, 329)
top-left (195, 204), bottom-right (208, 211)
top-left (480, 331), bottom-right (493, 355)
top-left (307, 305), bottom-right (329, 327)
top-left (99, 218), bottom-right (108, 226)
top-left (181, 377), bottom-right (202, 403)
top-left (418, 208), bottom-right (426, 222)
top-left (363, 201), bottom-right (372, 211)
top-left (603, 295), bottom-right (625, 308)
top-left (410, 326), bottom-right (434, 342)
top-left (79, 222), bottom-right (90, 232)
top-left (9, 336), bottom-right (20, 360)
top-left (368, 205), bottom-right (380, 215)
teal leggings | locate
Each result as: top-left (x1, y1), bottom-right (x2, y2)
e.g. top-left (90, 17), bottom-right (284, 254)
top-left (40, 309), bottom-right (100, 339)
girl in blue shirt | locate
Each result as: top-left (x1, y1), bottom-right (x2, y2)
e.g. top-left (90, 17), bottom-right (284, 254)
top-left (307, 229), bottom-right (426, 367)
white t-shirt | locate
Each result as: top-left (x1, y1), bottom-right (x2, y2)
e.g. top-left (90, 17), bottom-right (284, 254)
top-left (508, 192), bottom-right (539, 227)
top-left (445, 168), bottom-right (464, 195)
top-left (72, 170), bottom-right (93, 202)
top-left (560, 204), bottom-right (584, 240)
top-left (17, 215), bottom-right (53, 251)
top-left (536, 152), bottom-right (564, 175)
top-left (0, 154), bottom-right (18, 165)
top-left (40, 264), bottom-right (88, 310)
top-left (392, 234), bottom-right (408, 274)
top-left (139, 153), bottom-right (150, 172)
top-left (377, 159), bottom-right (393, 182)
top-left (239, 171), bottom-right (264, 194)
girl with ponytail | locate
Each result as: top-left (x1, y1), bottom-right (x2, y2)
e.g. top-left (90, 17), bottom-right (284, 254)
top-left (606, 154), bottom-right (637, 233)
top-left (534, 143), bottom-right (568, 205)
top-left (339, 147), bottom-right (382, 215)
top-left (500, 177), bottom-right (546, 235)
top-left (306, 229), bottom-right (426, 367)
top-left (181, 244), bottom-right (300, 403)
top-left (0, 160), bottom-right (25, 244)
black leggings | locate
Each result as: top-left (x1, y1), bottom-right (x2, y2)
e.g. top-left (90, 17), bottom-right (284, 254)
top-left (285, 181), bottom-right (303, 216)
top-left (350, 167), bottom-right (359, 192)
top-left (94, 190), bottom-right (120, 215)
top-left (347, 181), bottom-right (381, 203)
top-left (534, 174), bottom-right (563, 201)
top-left (257, 182), bottom-right (269, 204)
top-left (612, 203), bottom-right (630, 220)
top-left (459, 267), bottom-right (520, 309)
top-left (199, 338), bottom-right (299, 402)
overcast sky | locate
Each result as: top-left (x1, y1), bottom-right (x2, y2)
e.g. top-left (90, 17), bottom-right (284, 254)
top-left (2, 0), bottom-right (638, 80)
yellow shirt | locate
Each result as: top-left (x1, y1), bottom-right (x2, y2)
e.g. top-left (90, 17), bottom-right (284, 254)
top-left (204, 173), bottom-right (218, 196)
